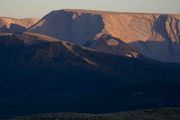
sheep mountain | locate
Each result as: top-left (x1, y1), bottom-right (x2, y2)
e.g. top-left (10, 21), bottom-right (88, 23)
top-left (28, 9), bottom-right (180, 63)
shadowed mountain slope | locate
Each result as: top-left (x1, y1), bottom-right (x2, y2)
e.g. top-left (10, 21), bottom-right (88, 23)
top-left (0, 33), bottom-right (180, 118)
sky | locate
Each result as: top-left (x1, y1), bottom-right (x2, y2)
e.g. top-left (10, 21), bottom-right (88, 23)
top-left (0, 0), bottom-right (180, 18)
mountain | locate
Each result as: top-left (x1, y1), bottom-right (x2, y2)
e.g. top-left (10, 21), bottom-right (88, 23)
top-left (0, 32), bottom-right (180, 118)
top-left (28, 9), bottom-right (180, 62)
top-left (0, 17), bottom-right (39, 33)
top-left (7, 108), bottom-right (180, 120)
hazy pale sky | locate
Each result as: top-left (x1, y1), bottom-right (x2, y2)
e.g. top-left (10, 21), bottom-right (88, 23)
top-left (0, 0), bottom-right (180, 18)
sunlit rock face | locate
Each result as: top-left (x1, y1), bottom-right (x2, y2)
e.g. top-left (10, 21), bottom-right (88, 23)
top-left (28, 9), bottom-right (180, 62)
top-left (0, 17), bottom-right (39, 33)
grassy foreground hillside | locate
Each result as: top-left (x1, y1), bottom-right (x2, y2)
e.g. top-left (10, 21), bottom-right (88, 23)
top-left (7, 108), bottom-right (180, 120)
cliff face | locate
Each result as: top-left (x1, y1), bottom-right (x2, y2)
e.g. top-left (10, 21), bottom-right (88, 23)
top-left (28, 9), bottom-right (180, 62)
top-left (0, 17), bottom-right (39, 32)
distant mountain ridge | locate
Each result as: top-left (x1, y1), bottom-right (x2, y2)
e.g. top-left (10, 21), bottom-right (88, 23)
top-left (0, 17), bottom-right (39, 33)
top-left (28, 9), bottom-right (180, 62)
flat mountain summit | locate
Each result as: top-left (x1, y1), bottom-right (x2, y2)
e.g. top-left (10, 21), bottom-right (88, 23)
top-left (29, 9), bottom-right (180, 62)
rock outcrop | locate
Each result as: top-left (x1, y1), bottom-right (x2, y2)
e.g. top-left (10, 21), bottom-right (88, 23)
top-left (89, 34), bottom-right (142, 58)
top-left (28, 9), bottom-right (180, 62)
